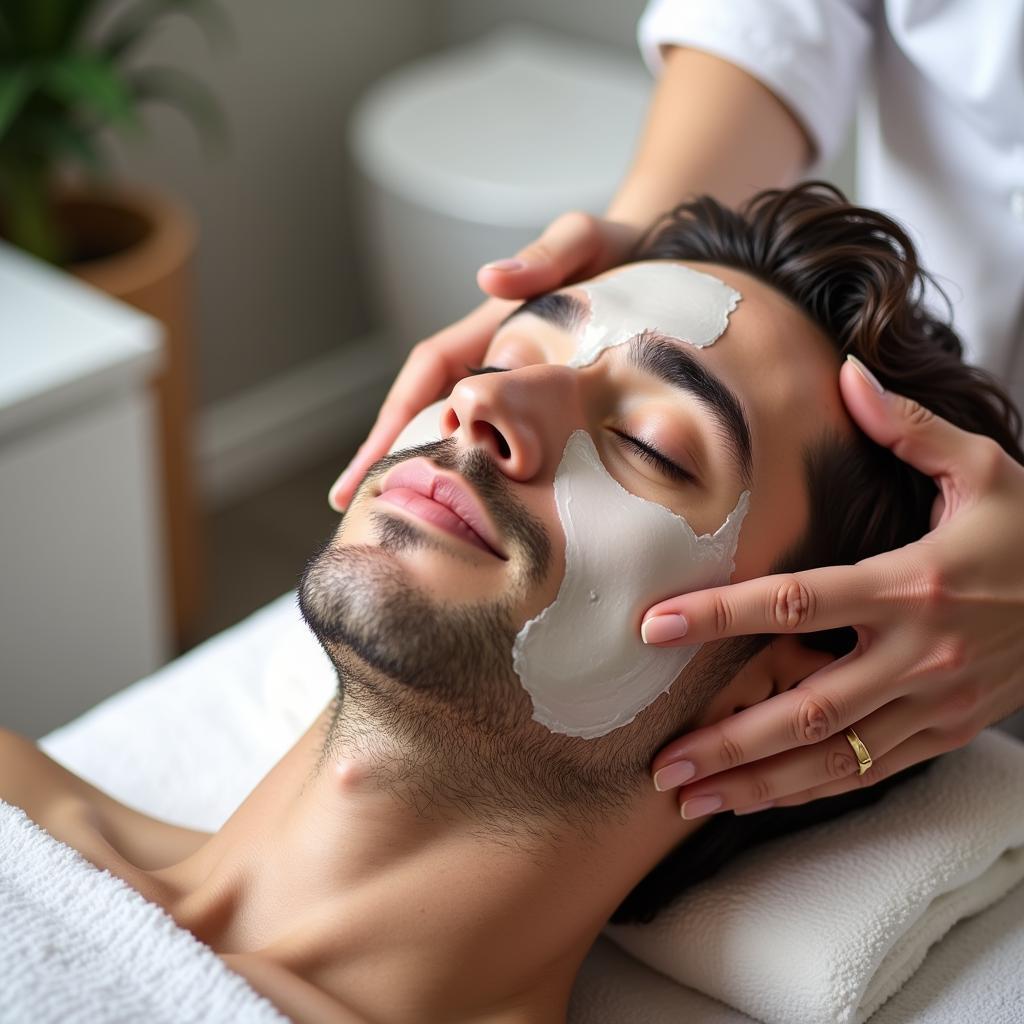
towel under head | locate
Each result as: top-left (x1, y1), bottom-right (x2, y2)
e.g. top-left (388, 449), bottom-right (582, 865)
top-left (604, 728), bottom-right (1024, 1024)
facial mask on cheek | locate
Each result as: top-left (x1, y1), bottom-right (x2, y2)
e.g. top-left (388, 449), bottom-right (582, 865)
top-left (514, 262), bottom-right (747, 737)
top-left (387, 400), bottom-right (449, 453)
top-left (512, 431), bottom-right (750, 739)
top-left (569, 263), bottom-right (741, 368)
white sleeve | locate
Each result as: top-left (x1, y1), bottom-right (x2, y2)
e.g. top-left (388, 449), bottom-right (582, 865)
top-left (637, 0), bottom-right (874, 168)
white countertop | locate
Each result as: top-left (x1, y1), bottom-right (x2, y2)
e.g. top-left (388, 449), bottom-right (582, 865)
top-left (0, 240), bottom-right (163, 438)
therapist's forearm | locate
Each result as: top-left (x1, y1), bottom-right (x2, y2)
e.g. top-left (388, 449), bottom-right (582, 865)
top-left (606, 47), bottom-right (812, 229)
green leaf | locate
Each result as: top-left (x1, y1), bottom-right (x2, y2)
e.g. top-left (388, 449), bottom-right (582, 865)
top-left (0, 9), bottom-right (13, 57)
top-left (128, 65), bottom-right (227, 154)
top-left (0, 1), bottom-right (93, 57)
top-left (0, 63), bottom-right (35, 139)
top-left (34, 119), bottom-right (109, 176)
top-left (40, 53), bottom-right (137, 127)
top-left (101, 0), bottom-right (231, 62)
top-left (0, 157), bottom-right (64, 263)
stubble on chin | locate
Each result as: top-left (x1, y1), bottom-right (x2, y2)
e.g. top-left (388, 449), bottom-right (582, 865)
top-left (294, 441), bottom-right (694, 836)
top-left (298, 528), bottom-right (527, 729)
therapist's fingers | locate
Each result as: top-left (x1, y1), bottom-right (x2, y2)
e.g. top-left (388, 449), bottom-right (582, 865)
top-left (640, 559), bottom-right (887, 647)
top-left (839, 355), bottom-right (996, 487)
top-left (653, 640), bottom-right (886, 791)
top-left (328, 296), bottom-right (516, 510)
top-left (333, 211), bottom-right (642, 510)
top-left (766, 726), bottom-right (961, 809)
top-left (685, 703), bottom-right (973, 819)
top-left (639, 361), bottom-right (998, 648)
top-left (477, 211), bottom-right (642, 300)
top-left (654, 642), bottom-right (983, 817)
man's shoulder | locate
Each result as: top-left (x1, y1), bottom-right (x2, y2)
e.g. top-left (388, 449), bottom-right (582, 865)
top-left (0, 726), bottom-right (72, 822)
top-left (0, 727), bottom-right (115, 874)
top-left (223, 952), bottom-right (371, 1024)
top-left (0, 726), bottom-right (210, 870)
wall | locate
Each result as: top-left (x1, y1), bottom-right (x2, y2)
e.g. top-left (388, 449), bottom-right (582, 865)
top-left (440, 0), bottom-right (647, 52)
top-left (104, 0), bottom-right (442, 407)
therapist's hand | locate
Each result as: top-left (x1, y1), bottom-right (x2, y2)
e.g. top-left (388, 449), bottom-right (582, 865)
top-left (645, 358), bottom-right (1024, 817)
top-left (328, 212), bottom-right (641, 510)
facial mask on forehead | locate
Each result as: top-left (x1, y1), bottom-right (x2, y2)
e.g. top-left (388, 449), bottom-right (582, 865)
top-left (388, 264), bottom-right (740, 453)
top-left (569, 262), bottom-right (741, 368)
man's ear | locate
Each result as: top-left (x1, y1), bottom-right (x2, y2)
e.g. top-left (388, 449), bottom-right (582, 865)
top-left (697, 636), bottom-right (836, 728)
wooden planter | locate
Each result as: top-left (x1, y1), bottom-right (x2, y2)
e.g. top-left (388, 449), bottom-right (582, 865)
top-left (59, 183), bottom-right (202, 652)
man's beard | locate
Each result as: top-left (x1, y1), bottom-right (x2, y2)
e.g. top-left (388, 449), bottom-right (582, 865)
top-left (297, 439), bottom-right (743, 838)
top-left (299, 439), bottom-right (549, 735)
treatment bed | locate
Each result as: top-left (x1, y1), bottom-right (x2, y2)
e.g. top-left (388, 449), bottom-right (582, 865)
top-left (33, 592), bottom-right (1024, 1024)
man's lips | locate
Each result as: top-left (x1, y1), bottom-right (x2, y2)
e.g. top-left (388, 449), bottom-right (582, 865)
top-left (377, 458), bottom-right (507, 560)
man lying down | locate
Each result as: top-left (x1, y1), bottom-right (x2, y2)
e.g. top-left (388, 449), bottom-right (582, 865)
top-left (3, 183), bottom-right (1022, 1024)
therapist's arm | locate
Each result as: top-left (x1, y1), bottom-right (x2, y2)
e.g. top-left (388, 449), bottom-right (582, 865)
top-left (602, 47), bottom-right (812, 236)
top-left (328, 48), bottom-right (811, 510)
top-left (484, 46), bottom-right (813, 298)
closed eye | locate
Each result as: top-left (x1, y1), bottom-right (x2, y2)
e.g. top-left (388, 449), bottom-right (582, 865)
top-left (464, 364), bottom-right (511, 375)
top-left (464, 366), bottom-right (694, 485)
top-left (612, 429), bottom-right (695, 484)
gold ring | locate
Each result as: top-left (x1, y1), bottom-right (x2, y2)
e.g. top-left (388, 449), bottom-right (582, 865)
top-left (845, 727), bottom-right (873, 776)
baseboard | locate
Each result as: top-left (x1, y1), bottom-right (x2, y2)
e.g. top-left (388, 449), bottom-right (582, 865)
top-left (196, 334), bottom-right (397, 509)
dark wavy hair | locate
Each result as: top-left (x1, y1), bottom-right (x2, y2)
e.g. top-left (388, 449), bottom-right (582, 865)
top-left (609, 182), bottom-right (1023, 925)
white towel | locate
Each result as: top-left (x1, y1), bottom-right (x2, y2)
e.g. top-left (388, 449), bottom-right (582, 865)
top-left (604, 728), bottom-right (1024, 1024)
top-left (0, 800), bottom-right (286, 1024)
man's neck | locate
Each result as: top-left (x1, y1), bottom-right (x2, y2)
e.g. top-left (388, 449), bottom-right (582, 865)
top-left (147, 706), bottom-right (689, 1023)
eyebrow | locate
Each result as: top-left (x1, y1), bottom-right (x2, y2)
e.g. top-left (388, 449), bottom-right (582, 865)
top-left (501, 292), bottom-right (587, 333)
top-left (628, 334), bottom-right (753, 490)
top-left (504, 291), bottom-right (753, 489)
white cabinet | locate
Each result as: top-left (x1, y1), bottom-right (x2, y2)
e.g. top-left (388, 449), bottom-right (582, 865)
top-left (1, 241), bottom-right (170, 738)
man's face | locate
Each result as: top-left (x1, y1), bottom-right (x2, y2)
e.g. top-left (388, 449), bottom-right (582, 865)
top-left (299, 261), bottom-right (850, 804)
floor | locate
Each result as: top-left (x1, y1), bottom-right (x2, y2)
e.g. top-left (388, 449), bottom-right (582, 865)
top-left (186, 446), bottom-right (353, 650)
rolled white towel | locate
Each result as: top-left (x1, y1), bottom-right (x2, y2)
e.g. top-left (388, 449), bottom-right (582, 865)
top-left (604, 728), bottom-right (1024, 1024)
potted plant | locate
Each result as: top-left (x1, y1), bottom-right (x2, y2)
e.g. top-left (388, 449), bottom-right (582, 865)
top-left (0, 0), bottom-right (229, 650)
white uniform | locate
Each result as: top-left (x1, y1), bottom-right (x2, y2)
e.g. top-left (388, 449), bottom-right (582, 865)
top-left (638, 0), bottom-right (1024, 420)
top-left (640, 0), bottom-right (1024, 741)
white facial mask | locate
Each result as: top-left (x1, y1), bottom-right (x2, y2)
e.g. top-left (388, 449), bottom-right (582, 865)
top-left (387, 399), bottom-right (449, 453)
top-left (513, 431), bottom-right (749, 738)
top-left (512, 263), bottom-right (748, 736)
top-left (569, 263), bottom-right (741, 368)
top-left (386, 264), bottom-right (749, 739)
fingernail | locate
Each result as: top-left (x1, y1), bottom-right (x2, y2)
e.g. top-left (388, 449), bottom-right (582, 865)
top-left (328, 470), bottom-right (353, 511)
top-left (734, 800), bottom-right (775, 816)
top-left (846, 354), bottom-right (885, 394)
top-left (680, 794), bottom-right (722, 819)
top-left (481, 258), bottom-right (525, 272)
top-left (653, 760), bottom-right (696, 791)
top-left (641, 614), bottom-right (688, 645)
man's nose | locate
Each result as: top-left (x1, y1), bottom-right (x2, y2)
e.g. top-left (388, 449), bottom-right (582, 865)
top-left (441, 364), bottom-right (581, 482)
